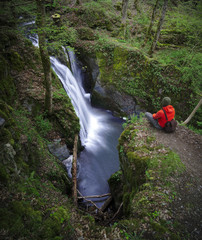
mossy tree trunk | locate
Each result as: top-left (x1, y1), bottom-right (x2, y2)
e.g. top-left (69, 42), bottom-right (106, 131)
top-left (122, 0), bottom-right (129, 24)
top-left (149, 0), bottom-right (168, 56)
top-left (36, 0), bottom-right (52, 115)
top-left (142, 0), bottom-right (159, 47)
top-left (73, 0), bottom-right (81, 5)
top-left (121, 0), bottom-right (129, 38)
top-left (134, 0), bottom-right (140, 13)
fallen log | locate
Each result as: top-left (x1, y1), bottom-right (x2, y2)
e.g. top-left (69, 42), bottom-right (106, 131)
top-left (105, 202), bottom-right (123, 226)
top-left (77, 189), bottom-right (101, 211)
top-left (78, 193), bottom-right (111, 199)
top-left (100, 196), bottom-right (113, 212)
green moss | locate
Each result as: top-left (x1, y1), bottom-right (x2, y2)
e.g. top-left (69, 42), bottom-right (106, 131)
top-left (42, 206), bottom-right (73, 239)
top-left (108, 170), bottom-right (123, 209)
top-left (9, 50), bottom-right (24, 71)
top-left (151, 222), bottom-right (167, 234)
top-left (0, 128), bottom-right (12, 145)
top-left (113, 47), bottom-right (128, 73)
top-left (146, 136), bottom-right (155, 144)
top-left (0, 201), bottom-right (43, 238)
top-left (127, 152), bottom-right (149, 169)
top-left (0, 73), bottom-right (16, 105)
top-left (0, 163), bottom-right (9, 183)
top-left (77, 27), bottom-right (97, 40)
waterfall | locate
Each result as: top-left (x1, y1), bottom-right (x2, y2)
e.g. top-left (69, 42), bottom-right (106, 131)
top-left (25, 21), bottom-right (123, 207)
top-left (58, 50), bottom-right (123, 206)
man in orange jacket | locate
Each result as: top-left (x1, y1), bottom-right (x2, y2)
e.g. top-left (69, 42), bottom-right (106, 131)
top-left (145, 97), bottom-right (175, 130)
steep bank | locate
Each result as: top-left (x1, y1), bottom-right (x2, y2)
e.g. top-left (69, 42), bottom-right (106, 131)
top-left (0, 18), bottom-right (123, 240)
top-left (108, 116), bottom-right (202, 239)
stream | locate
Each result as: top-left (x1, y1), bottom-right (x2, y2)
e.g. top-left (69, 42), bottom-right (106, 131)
top-left (51, 51), bottom-right (123, 207)
top-left (23, 21), bottom-right (123, 208)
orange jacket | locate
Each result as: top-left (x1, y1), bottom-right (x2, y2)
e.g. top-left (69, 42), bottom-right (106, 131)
top-left (153, 105), bottom-right (175, 128)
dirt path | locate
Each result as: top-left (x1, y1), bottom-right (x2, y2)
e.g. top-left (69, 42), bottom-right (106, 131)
top-left (154, 125), bottom-right (202, 182)
top-left (153, 125), bottom-right (202, 239)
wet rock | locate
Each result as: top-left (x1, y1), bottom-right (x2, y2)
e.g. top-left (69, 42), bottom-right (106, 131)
top-left (3, 143), bottom-right (16, 162)
top-left (1, 143), bottom-right (20, 175)
top-left (0, 117), bottom-right (5, 128)
top-left (62, 155), bottom-right (73, 178)
top-left (92, 84), bottom-right (136, 116)
top-left (48, 139), bottom-right (70, 161)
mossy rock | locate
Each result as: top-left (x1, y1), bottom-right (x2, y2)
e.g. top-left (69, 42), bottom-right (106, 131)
top-left (41, 206), bottom-right (72, 239)
top-left (80, 5), bottom-right (113, 30)
top-left (0, 72), bottom-right (16, 105)
top-left (108, 170), bottom-right (123, 209)
top-left (8, 50), bottom-right (24, 71)
top-left (0, 163), bottom-right (10, 183)
top-left (76, 27), bottom-right (98, 40)
top-left (46, 159), bottom-right (72, 194)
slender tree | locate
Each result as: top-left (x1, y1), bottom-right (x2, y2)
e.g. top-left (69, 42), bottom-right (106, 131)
top-left (121, 0), bottom-right (129, 38)
top-left (182, 99), bottom-right (202, 125)
top-left (72, 0), bottom-right (81, 6)
top-left (149, 0), bottom-right (168, 56)
top-left (122, 0), bottom-right (129, 25)
top-left (142, 0), bottom-right (159, 47)
top-left (36, 0), bottom-right (52, 114)
top-left (134, 0), bottom-right (140, 13)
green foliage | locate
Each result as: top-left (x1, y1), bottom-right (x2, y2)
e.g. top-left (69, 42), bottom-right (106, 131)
top-left (133, 9), bottom-right (150, 27)
top-left (44, 23), bottom-right (78, 50)
top-left (148, 151), bottom-right (185, 182)
top-left (53, 87), bottom-right (68, 100)
top-left (80, 0), bottom-right (119, 30)
top-left (164, 3), bottom-right (202, 46)
top-left (14, 1), bottom-right (37, 19)
top-left (35, 113), bottom-right (52, 137)
top-left (123, 113), bottom-right (145, 129)
top-left (14, 109), bottom-right (36, 142)
top-left (156, 48), bottom-right (202, 92)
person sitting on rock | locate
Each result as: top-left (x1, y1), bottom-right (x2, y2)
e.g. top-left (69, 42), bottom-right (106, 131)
top-left (145, 97), bottom-right (175, 130)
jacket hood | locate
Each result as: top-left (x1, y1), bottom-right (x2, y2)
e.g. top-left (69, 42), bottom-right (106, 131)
top-left (163, 105), bottom-right (174, 113)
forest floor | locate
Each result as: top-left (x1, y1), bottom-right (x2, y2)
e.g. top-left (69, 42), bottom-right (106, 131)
top-left (152, 124), bottom-right (202, 240)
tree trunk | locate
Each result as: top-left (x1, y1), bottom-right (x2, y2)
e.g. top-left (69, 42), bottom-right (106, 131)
top-left (36, 0), bottom-right (52, 114)
top-left (72, 134), bottom-right (78, 206)
top-left (149, 0), bottom-right (168, 56)
top-left (142, 0), bottom-right (159, 47)
top-left (134, 0), bottom-right (140, 13)
top-left (182, 99), bottom-right (202, 125)
top-left (121, 0), bottom-right (129, 38)
top-left (122, 0), bottom-right (129, 25)
top-left (72, 0), bottom-right (81, 6)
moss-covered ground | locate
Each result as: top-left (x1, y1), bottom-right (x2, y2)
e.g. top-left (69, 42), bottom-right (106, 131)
top-left (109, 114), bottom-right (201, 239)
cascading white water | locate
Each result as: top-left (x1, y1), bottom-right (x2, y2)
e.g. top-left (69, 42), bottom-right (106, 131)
top-left (24, 21), bottom-right (123, 207)
top-left (51, 51), bottom-right (124, 207)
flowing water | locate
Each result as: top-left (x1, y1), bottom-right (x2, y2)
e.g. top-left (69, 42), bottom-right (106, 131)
top-left (24, 21), bottom-right (123, 207)
top-left (51, 51), bottom-right (123, 207)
